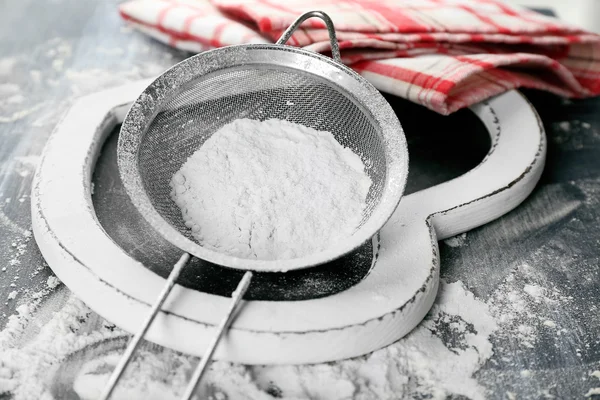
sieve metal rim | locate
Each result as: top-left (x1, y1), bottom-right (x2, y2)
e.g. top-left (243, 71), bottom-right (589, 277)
top-left (118, 44), bottom-right (408, 273)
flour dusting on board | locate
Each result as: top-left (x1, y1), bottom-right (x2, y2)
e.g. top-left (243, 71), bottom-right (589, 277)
top-left (0, 280), bottom-right (496, 399)
top-left (171, 118), bottom-right (372, 261)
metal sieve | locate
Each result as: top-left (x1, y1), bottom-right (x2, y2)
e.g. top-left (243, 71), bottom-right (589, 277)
top-left (102, 11), bottom-right (408, 400)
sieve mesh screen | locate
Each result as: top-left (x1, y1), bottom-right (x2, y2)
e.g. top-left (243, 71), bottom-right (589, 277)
top-left (137, 66), bottom-right (387, 248)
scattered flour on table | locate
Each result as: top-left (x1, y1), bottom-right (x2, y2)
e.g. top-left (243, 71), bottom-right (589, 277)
top-left (0, 289), bottom-right (122, 399)
top-left (0, 83), bottom-right (20, 96)
top-left (556, 121), bottom-right (571, 132)
top-left (586, 371), bottom-right (600, 397)
top-left (170, 118), bottom-right (372, 261)
top-left (542, 320), bottom-right (556, 328)
top-left (46, 276), bottom-right (60, 289)
top-left (0, 280), bottom-right (497, 400)
top-left (96, 46), bottom-right (125, 56)
top-left (551, 119), bottom-right (599, 150)
top-left (0, 102), bottom-right (46, 124)
top-left (523, 284), bottom-right (545, 300)
top-left (0, 35), bottom-right (177, 127)
top-left (0, 57), bottom-right (17, 77)
top-left (444, 232), bottom-right (468, 248)
top-left (485, 263), bottom-right (574, 351)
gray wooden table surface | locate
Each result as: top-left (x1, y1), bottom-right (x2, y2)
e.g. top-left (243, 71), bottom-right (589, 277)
top-left (0, 0), bottom-right (599, 399)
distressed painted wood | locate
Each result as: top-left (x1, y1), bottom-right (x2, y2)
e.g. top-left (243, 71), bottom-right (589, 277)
top-left (31, 81), bottom-right (545, 364)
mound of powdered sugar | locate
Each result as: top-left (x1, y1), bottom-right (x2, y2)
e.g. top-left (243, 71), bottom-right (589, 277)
top-left (170, 118), bottom-right (372, 261)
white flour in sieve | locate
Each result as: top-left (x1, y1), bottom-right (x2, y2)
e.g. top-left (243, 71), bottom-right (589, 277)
top-left (170, 118), bottom-right (372, 260)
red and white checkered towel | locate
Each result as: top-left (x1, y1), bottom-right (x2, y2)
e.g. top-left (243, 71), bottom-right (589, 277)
top-left (119, 0), bottom-right (600, 114)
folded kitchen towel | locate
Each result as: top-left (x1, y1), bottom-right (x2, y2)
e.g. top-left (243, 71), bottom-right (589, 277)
top-left (119, 0), bottom-right (600, 114)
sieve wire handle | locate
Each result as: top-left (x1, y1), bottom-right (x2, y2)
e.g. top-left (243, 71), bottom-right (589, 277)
top-left (100, 253), bottom-right (253, 400)
top-left (276, 10), bottom-right (342, 64)
top-left (181, 271), bottom-right (253, 400)
top-left (100, 253), bottom-right (191, 400)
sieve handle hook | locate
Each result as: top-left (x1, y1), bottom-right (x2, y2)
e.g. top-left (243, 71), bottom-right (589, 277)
top-left (276, 10), bottom-right (342, 64)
